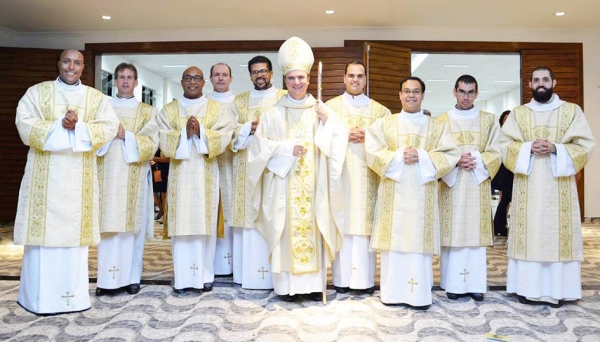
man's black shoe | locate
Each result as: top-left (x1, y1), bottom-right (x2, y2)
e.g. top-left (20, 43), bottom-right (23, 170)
top-left (95, 287), bottom-right (110, 296)
top-left (334, 286), bottom-right (349, 294)
top-left (469, 293), bottom-right (484, 302)
top-left (364, 286), bottom-right (375, 294)
top-left (280, 294), bottom-right (297, 302)
top-left (126, 283), bottom-right (141, 294)
top-left (202, 283), bottom-right (213, 292)
top-left (446, 292), bottom-right (460, 300)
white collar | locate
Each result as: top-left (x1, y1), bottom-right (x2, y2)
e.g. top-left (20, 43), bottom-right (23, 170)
top-left (525, 94), bottom-right (565, 111)
top-left (399, 110), bottom-right (428, 123)
top-left (110, 96), bottom-right (139, 108)
top-left (179, 95), bottom-right (207, 107)
top-left (342, 92), bottom-right (370, 107)
top-left (55, 76), bottom-right (84, 91)
top-left (448, 106), bottom-right (479, 119)
top-left (208, 90), bottom-right (235, 104)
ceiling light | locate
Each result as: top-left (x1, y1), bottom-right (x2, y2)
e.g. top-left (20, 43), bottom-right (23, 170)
top-left (325, 10), bottom-right (335, 14)
top-left (163, 65), bottom-right (188, 68)
top-left (555, 12), bottom-right (566, 17)
top-left (492, 80), bottom-right (514, 83)
top-left (443, 64), bottom-right (469, 68)
top-left (102, 15), bottom-right (111, 20)
top-left (427, 79), bottom-right (448, 82)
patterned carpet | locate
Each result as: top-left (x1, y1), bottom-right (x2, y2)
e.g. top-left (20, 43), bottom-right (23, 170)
top-left (1, 220), bottom-right (600, 341)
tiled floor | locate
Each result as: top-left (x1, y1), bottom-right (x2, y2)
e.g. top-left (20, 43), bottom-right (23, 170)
top-left (1, 221), bottom-right (600, 341)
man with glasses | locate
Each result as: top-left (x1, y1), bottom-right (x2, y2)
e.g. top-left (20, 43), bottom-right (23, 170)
top-left (228, 56), bottom-right (286, 289)
top-left (96, 63), bottom-right (159, 297)
top-left (325, 61), bottom-right (391, 295)
top-left (366, 76), bottom-right (459, 309)
top-left (157, 66), bottom-right (234, 294)
top-left (206, 63), bottom-right (236, 277)
top-left (437, 75), bottom-right (501, 303)
top-left (501, 66), bottom-right (595, 307)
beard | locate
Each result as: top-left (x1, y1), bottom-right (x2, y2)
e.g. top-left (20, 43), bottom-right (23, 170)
top-left (532, 86), bottom-right (554, 103)
top-left (253, 77), bottom-right (271, 90)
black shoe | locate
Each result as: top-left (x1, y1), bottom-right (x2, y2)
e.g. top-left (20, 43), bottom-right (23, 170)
top-left (334, 286), bottom-right (349, 294)
top-left (308, 292), bottom-right (323, 301)
top-left (446, 292), bottom-right (460, 300)
top-left (549, 300), bottom-right (564, 308)
top-left (280, 294), bottom-right (297, 302)
top-left (409, 304), bottom-right (431, 310)
top-left (364, 286), bottom-right (375, 294)
top-left (202, 283), bottom-right (213, 292)
top-left (469, 293), bottom-right (484, 302)
top-left (126, 283), bottom-right (140, 294)
top-left (174, 288), bottom-right (186, 295)
top-left (95, 287), bottom-right (110, 296)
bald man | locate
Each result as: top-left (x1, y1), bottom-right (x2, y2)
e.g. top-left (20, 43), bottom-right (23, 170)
top-left (14, 49), bottom-right (120, 315)
top-left (156, 66), bottom-right (234, 294)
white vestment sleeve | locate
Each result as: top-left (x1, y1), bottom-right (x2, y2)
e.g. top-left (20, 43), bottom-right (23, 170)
top-left (551, 143), bottom-right (576, 177)
top-left (174, 126), bottom-right (191, 160)
top-left (514, 142), bottom-right (534, 175)
top-left (470, 150), bottom-right (490, 185)
top-left (233, 121), bottom-right (254, 151)
top-left (192, 124), bottom-right (209, 154)
top-left (96, 141), bottom-right (112, 156)
top-left (71, 121), bottom-right (93, 152)
top-left (43, 120), bottom-right (72, 151)
top-left (122, 131), bottom-right (140, 163)
top-left (266, 139), bottom-right (295, 178)
top-left (417, 148), bottom-right (437, 184)
top-left (441, 166), bottom-right (458, 187)
top-left (384, 149), bottom-right (405, 182)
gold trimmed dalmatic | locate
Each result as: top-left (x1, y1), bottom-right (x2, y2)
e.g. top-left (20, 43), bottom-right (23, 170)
top-left (438, 111), bottom-right (501, 247)
top-left (247, 95), bottom-right (348, 275)
top-left (98, 101), bottom-right (159, 236)
top-left (230, 89), bottom-right (287, 228)
top-left (14, 81), bottom-right (119, 247)
top-left (365, 113), bottom-right (459, 255)
top-left (326, 95), bottom-right (391, 236)
top-left (501, 103), bottom-right (595, 262)
top-left (156, 98), bottom-right (234, 237)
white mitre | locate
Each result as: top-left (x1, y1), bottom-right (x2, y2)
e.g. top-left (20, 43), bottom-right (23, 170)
top-left (278, 36), bottom-right (314, 75)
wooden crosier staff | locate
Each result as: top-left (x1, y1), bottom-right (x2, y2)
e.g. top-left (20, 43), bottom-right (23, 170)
top-left (317, 61), bottom-right (328, 305)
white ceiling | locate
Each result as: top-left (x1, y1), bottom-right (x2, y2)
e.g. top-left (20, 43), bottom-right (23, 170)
top-left (0, 0), bottom-right (598, 32)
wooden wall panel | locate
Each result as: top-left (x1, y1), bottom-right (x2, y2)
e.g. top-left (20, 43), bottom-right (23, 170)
top-left (0, 47), bottom-right (64, 221)
top-left (307, 47), bottom-right (363, 102)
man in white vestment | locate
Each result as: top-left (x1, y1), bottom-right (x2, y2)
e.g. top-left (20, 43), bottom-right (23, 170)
top-left (206, 63), bottom-right (236, 276)
top-left (96, 63), bottom-right (159, 296)
top-left (230, 56), bottom-right (286, 289)
top-left (157, 66), bottom-right (234, 294)
top-left (326, 61), bottom-right (391, 294)
top-left (501, 67), bottom-right (595, 307)
top-left (247, 37), bottom-right (348, 301)
top-left (366, 76), bottom-right (459, 310)
top-left (14, 49), bottom-right (119, 314)
top-left (438, 75), bottom-right (501, 302)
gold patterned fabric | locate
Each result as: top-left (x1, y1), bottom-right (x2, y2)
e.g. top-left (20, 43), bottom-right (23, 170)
top-left (98, 101), bottom-right (159, 236)
top-left (14, 80), bottom-right (119, 247)
top-left (438, 111), bottom-right (501, 247)
top-left (501, 102), bottom-right (595, 262)
top-left (325, 95), bottom-right (391, 236)
top-left (365, 113), bottom-right (459, 254)
top-left (156, 98), bottom-right (234, 237)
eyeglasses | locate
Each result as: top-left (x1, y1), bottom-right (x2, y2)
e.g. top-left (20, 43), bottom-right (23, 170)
top-left (250, 69), bottom-right (269, 76)
top-left (401, 89), bottom-right (422, 96)
top-left (182, 75), bottom-right (204, 82)
top-left (457, 89), bottom-right (477, 98)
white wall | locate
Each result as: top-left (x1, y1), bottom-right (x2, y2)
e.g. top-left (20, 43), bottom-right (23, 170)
top-left (3, 26), bottom-right (600, 217)
top-left (481, 87), bottom-right (520, 116)
top-left (101, 55), bottom-right (166, 110)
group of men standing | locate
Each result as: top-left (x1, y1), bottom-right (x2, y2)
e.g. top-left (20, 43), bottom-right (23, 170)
top-left (13, 37), bottom-right (595, 315)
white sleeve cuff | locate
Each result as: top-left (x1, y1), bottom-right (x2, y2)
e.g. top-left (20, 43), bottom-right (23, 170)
top-left (514, 142), bottom-right (534, 175)
top-left (174, 126), bottom-right (191, 160)
top-left (192, 124), bottom-right (209, 154)
top-left (267, 140), bottom-right (295, 178)
top-left (384, 149), bottom-right (405, 182)
top-left (43, 120), bottom-right (72, 151)
top-left (470, 150), bottom-right (490, 185)
top-left (441, 166), bottom-right (458, 187)
top-left (552, 143), bottom-right (576, 177)
top-left (417, 148), bottom-right (437, 184)
top-left (71, 121), bottom-right (92, 152)
top-left (233, 121), bottom-right (254, 151)
top-left (122, 131), bottom-right (140, 163)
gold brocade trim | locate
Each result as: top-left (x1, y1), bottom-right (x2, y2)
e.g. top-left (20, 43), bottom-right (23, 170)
top-left (217, 190), bottom-right (225, 238)
top-left (203, 101), bottom-right (221, 159)
top-left (232, 148), bottom-right (248, 227)
top-left (235, 92), bottom-right (250, 123)
top-left (200, 101), bottom-right (221, 236)
top-left (565, 144), bottom-right (588, 172)
top-left (556, 103), bottom-right (576, 141)
top-left (97, 155), bottom-right (105, 226)
top-left (134, 103), bottom-right (155, 161)
top-left (80, 152), bottom-right (94, 246)
top-left (27, 149), bottom-right (50, 245)
top-left (504, 142), bottom-right (522, 172)
top-left (167, 160), bottom-right (179, 237)
top-left (29, 82), bottom-right (55, 150)
top-left (511, 174), bottom-right (528, 259)
top-left (85, 88), bottom-right (106, 151)
top-left (125, 160), bottom-right (140, 233)
top-left (513, 105), bottom-right (532, 141)
top-left (439, 182), bottom-right (452, 245)
top-left (423, 181), bottom-right (435, 254)
top-left (371, 116), bottom-right (397, 177)
top-left (375, 179), bottom-right (395, 250)
top-left (558, 176), bottom-right (572, 260)
top-left (479, 178), bottom-right (492, 245)
top-left (164, 101), bottom-right (182, 157)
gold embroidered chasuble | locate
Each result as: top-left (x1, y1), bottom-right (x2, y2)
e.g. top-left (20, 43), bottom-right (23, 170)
top-left (98, 102), bottom-right (159, 236)
top-left (14, 81), bottom-right (119, 247)
top-left (157, 98), bottom-right (234, 237)
top-left (325, 95), bottom-right (391, 236)
top-left (365, 113), bottom-right (459, 254)
top-left (438, 111), bottom-right (501, 247)
top-left (501, 102), bottom-right (595, 262)
top-left (247, 95), bottom-right (348, 274)
top-left (230, 89), bottom-right (287, 228)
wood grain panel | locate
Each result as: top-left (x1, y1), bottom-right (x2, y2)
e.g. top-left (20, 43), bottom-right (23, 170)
top-left (306, 47), bottom-right (363, 103)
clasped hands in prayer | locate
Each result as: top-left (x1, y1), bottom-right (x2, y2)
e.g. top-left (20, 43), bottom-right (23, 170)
top-left (186, 116), bottom-right (201, 138)
top-left (404, 146), bottom-right (419, 164)
top-left (62, 109), bottom-right (78, 130)
top-left (531, 138), bottom-right (556, 155)
top-left (458, 152), bottom-right (476, 170)
top-left (349, 127), bottom-right (365, 143)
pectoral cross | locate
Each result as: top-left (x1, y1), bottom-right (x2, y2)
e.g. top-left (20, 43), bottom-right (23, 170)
top-left (62, 291), bottom-right (74, 306)
top-left (190, 264), bottom-right (198, 276)
top-left (223, 253), bottom-right (232, 265)
top-left (408, 278), bottom-right (418, 293)
top-left (258, 266), bottom-right (269, 280)
top-left (460, 269), bottom-right (469, 282)
top-left (109, 266), bottom-right (119, 280)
